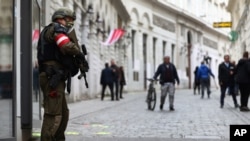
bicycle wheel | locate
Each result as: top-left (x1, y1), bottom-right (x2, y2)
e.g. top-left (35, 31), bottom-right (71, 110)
top-left (150, 90), bottom-right (156, 110)
top-left (147, 91), bottom-right (152, 110)
top-left (147, 90), bottom-right (156, 111)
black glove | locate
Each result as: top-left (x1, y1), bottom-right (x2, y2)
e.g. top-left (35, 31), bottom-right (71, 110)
top-left (75, 53), bottom-right (85, 60)
top-left (54, 22), bottom-right (68, 34)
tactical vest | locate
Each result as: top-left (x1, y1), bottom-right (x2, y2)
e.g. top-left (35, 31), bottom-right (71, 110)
top-left (37, 25), bottom-right (61, 71)
top-left (37, 24), bottom-right (79, 76)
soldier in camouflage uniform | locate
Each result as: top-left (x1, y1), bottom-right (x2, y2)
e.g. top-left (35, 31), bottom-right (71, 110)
top-left (37, 7), bottom-right (84, 141)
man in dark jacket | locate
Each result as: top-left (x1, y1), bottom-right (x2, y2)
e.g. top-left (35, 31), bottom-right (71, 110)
top-left (193, 66), bottom-right (200, 95)
top-left (119, 66), bottom-right (126, 99)
top-left (100, 63), bottom-right (114, 101)
top-left (198, 61), bottom-right (215, 99)
top-left (153, 56), bottom-right (180, 111)
top-left (110, 59), bottom-right (120, 100)
top-left (236, 51), bottom-right (250, 111)
top-left (218, 55), bottom-right (239, 108)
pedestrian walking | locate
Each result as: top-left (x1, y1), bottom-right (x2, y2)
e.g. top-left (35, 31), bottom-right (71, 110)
top-left (193, 66), bottom-right (200, 95)
top-left (197, 61), bottom-right (215, 99)
top-left (100, 63), bottom-right (114, 101)
top-left (218, 55), bottom-right (239, 108)
top-left (153, 56), bottom-right (180, 111)
top-left (235, 51), bottom-right (250, 112)
top-left (231, 60), bottom-right (239, 96)
top-left (37, 7), bottom-right (86, 140)
top-left (119, 66), bottom-right (126, 99)
top-left (110, 59), bottom-right (120, 100)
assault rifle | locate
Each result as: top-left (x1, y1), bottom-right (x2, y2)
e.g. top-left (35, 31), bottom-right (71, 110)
top-left (76, 44), bottom-right (89, 88)
top-left (68, 28), bottom-right (89, 89)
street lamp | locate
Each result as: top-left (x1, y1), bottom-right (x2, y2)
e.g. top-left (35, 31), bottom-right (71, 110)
top-left (86, 5), bottom-right (94, 14)
top-left (203, 53), bottom-right (212, 68)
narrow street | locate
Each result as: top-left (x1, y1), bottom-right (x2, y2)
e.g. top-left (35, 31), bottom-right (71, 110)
top-left (35, 88), bottom-right (250, 141)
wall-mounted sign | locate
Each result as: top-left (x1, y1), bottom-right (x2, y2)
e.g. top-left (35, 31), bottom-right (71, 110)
top-left (213, 22), bottom-right (232, 28)
top-left (203, 37), bottom-right (218, 49)
top-left (228, 31), bottom-right (238, 42)
top-left (153, 14), bottom-right (176, 33)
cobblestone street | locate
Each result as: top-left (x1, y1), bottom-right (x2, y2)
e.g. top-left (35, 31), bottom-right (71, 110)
top-left (60, 89), bottom-right (250, 141)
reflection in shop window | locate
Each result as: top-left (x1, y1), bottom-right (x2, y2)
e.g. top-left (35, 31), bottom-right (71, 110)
top-left (0, 0), bottom-right (14, 138)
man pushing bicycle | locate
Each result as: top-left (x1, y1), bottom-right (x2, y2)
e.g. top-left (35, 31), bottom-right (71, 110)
top-left (153, 56), bottom-right (180, 111)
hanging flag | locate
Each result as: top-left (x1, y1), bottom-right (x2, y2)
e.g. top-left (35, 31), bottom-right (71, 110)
top-left (101, 29), bottom-right (125, 46)
top-left (32, 29), bottom-right (40, 47)
top-left (32, 29), bottom-right (40, 42)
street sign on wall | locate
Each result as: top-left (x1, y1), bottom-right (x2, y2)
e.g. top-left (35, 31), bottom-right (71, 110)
top-left (213, 22), bottom-right (232, 28)
top-left (228, 31), bottom-right (238, 42)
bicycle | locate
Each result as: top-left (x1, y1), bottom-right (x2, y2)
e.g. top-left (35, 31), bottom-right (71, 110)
top-left (146, 78), bottom-right (158, 111)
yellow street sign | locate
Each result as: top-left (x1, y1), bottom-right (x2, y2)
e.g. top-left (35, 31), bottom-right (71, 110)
top-left (213, 22), bottom-right (232, 28)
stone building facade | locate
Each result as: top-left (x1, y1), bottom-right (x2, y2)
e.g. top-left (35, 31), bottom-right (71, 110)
top-left (0, 0), bottom-right (234, 140)
top-left (121, 0), bottom-right (231, 91)
top-left (227, 0), bottom-right (250, 61)
top-left (1, 0), bottom-right (232, 102)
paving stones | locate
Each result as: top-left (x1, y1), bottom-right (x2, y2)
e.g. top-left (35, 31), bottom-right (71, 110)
top-left (66, 89), bottom-right (250, 140)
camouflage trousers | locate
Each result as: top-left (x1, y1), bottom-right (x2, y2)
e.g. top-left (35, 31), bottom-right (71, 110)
top-left (39, 72), bottom-right (69, 141)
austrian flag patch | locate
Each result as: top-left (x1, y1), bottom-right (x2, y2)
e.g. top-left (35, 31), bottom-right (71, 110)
top-left (55, 33), bottom-right (70, 48)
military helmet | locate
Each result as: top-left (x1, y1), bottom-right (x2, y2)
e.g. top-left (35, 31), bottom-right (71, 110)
top-left (52, 7), bottom-right (76, 22)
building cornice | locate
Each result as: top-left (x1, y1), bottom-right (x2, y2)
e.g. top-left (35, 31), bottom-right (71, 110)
top-left (235, 4), bottom-right (249, 32)
top-left (151, 0), bottom-right (229, 38)
top-left (227, 0), bottom-right (234, 12)
top-left (110, 0), bottom-right (131, 22)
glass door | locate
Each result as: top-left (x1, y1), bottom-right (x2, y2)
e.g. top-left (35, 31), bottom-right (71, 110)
top-left (0, 0), bottom-right (15, 139)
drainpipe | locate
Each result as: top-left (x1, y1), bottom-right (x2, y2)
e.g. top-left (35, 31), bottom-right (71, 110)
top-left (188, 44), bottom-right (191, 89)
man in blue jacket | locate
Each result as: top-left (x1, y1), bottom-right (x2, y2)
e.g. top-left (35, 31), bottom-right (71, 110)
top-left (154, 56), bottom-right (180, 111)
top-left (198, 61), bottom-right (215, 99)
top-left (100, 63), bottom-right (114, 100)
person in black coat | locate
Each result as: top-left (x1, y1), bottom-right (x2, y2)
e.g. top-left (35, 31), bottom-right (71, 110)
top-left (110, 59), bottom-right (120, 100)
top-left (100, 63), bottom-right (114, 101)
top-left (218, 55), bottom-right (239, 108)
top-left (119, 66), bottom-right (126, 99)
top-left (193, 66), bottom-right (200, 95)
top-left (236, 51), bottom-right (250, 111)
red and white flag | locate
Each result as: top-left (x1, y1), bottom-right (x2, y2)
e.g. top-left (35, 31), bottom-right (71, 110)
top-left (101, 29), bottom-right (125, 46)
top-left (32, 29), bottom-right (40, 42)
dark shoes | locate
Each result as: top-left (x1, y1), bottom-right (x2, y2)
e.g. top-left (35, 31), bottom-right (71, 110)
top-left (160, 104), bottom-right (163, 110)
top-left (169, 106), bottom-right (175, 111)
top-left (220, 105), bottom-right (223, 108)
top-left (235, 104), bottom-right (240, 108)
top-left (160, 105), bottom-right (175, 111)
top-left (240, 107), bottom-right (250, 112)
